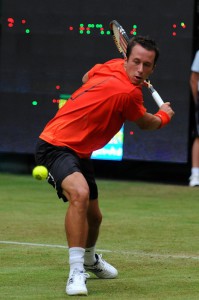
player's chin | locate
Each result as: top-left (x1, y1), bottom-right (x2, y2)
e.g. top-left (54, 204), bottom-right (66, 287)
top-left (131, 79), bottom-right (142, 86)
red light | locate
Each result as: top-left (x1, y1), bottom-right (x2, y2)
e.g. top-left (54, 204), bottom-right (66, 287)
top-left (172, 24), bottom-right (177, 28)
top-left (172, 32), bottom-right (177, 36)
top-left (130, 131), bottom-right (134, 135)
top-left (130, 28), bottom-right (137, 34)
top-left (7, 17), bottom-right (14, 23)
top-left (21, 19), bottom-right (26, 24)
top-left (69, 26), bottom-right (73, 31)
top-left (56, 85), bottom-right (61, 90)
top-left (7, 17), bottom-right (14, 28)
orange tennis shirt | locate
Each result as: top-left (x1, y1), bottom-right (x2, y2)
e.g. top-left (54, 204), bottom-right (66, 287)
top-left (39, 58), bottom-right (146, 158)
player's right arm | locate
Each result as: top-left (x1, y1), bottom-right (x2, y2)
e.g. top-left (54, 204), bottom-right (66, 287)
top-left (135, 102), bottom-right (174, 130)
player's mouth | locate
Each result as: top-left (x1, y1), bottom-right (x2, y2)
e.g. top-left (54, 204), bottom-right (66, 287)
top-left (132, 75), bottom-right (143, 85)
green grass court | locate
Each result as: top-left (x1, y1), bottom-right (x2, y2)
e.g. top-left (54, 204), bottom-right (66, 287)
top-left (0, 173), bottom-right (199, 299)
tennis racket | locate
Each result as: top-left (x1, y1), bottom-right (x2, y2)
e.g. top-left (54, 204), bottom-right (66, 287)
top-left (109, 20), bottom-right (164, 108)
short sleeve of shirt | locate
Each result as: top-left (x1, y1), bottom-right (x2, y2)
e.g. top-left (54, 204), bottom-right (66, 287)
top-left (88, 64), bottom-right (103, 78)
top-left (191, 50), bottom-right (199, 72)
top-left (122, 87), bottom-right (146, 121)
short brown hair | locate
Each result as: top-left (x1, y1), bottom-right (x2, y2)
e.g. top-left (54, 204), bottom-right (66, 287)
top-left (126, 36), bottom-right (159, 66)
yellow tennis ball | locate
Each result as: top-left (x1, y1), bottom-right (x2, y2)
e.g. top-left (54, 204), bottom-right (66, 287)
top-left (32, 165), bottom-right (48, 180)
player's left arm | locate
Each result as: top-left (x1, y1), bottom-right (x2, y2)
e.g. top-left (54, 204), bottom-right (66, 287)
top-left (135, 102), bottom-right (174, 130)
top-left (82, 72), bottom-right (89, 83)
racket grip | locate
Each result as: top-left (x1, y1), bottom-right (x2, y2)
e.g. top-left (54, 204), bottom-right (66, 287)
top-left (151, 91), bottom-right (164, 107)
top-left (148, 86), bottom-right (164, 107)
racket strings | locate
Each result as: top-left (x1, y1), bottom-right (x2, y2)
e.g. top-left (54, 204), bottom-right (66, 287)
top-left (119, 33), bottom-right (128, 54)
top-left (112, 35), bottom-right (123, 54)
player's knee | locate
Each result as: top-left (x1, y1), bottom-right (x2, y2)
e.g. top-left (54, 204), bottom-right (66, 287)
top-left (69, 186), bottom-right (90, 210)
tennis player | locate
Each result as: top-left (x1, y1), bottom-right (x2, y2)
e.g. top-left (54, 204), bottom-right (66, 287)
top-left (189, 50), bottom-right (199, 186)
top-left (35, 36), bottom-right (174, 296)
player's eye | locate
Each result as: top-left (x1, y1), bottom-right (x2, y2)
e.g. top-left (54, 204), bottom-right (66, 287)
top-left (144, 62), bottom-right (152, 68)
top-left (133, 59), bottom-right (140, 65)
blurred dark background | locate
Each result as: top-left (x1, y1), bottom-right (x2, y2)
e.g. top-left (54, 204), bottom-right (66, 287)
top-left (0, 0), bottom-right (199, 184)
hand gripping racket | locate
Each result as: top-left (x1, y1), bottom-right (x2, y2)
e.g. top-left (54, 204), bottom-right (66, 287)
top-left (109, 20), bottom-right (164, 107)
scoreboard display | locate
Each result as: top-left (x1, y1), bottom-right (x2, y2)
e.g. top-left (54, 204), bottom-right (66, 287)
top-left (0, 0), bottom-right (196, 162)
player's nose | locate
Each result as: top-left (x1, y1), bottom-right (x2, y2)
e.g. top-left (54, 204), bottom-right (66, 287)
top-left (137, 63), bottom-right (143, 73)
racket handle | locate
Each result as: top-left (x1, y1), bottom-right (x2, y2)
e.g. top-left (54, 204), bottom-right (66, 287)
top-left (148, 86), bottom-right (164, 107)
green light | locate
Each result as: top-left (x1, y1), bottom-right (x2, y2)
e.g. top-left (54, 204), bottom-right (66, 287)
top-left (106, 30), bottom-right (111, 35)
top-left (86, 30), bottom-right (91, 34)
top-left (79, 30), bottom-right (84, 34)
top-left (133, 32), bottom-right (137, 35)
top-left (133, 25), bottom-right (137, 28)
top-left (25, 28), bottom-right (30, 34)
top-left (96, 24), bottom-right (102, 28)
top-left (32, 100), bottom-right (37, 106)
top-left (59, 94), bottom-right (71, 100)
top-left (100, 31), bottom-right (105, 35)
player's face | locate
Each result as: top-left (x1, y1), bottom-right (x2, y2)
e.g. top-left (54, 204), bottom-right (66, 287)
top-left (124, 44), bottom-right (156, 85)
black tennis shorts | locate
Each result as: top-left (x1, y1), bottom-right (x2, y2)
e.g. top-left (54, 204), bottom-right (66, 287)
top-left (35, 139), bottom-right (98, 202)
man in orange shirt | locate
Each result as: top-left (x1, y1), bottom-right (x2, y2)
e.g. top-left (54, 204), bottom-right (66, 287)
top-left (35, 36), bottom-right (174, 296)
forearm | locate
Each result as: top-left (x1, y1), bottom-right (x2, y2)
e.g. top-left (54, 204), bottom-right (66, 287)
top-left (135, 103), bottom-right (174, 130)
top-left (135, 113), bottom-right (162, 130)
